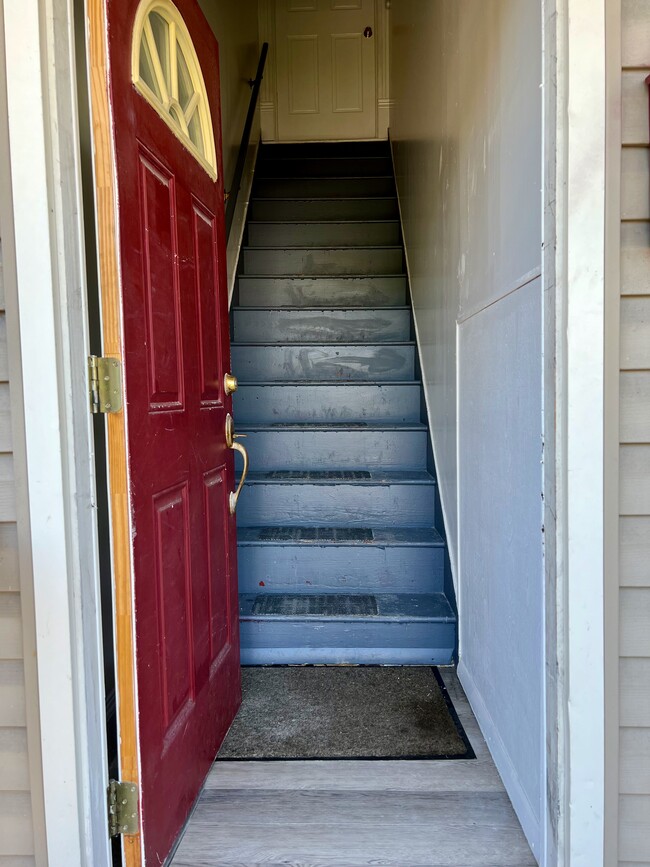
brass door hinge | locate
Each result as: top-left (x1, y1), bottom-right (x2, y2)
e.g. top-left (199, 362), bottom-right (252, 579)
top-left (107, 779), bottom-right (139, 838)
top-left (89, 356), bottom-right (122, 414)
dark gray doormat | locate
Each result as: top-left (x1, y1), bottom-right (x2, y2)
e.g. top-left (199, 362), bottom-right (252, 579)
top-left (218, 667), bottom-right (475, 761)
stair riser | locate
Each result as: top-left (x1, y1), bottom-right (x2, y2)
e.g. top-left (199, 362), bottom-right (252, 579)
top-left (239, 620), bottom-right (455, 666)
top-left (249, 198), bottom-right (399, 222)
top-left (237, 483), bottom-right (436, 528)
top-left (232, 309), bottom-right (410, 343)
top-left (238, 276), bottom-right (407, 308)
top-left (256, 157), bottom-right (393, 178)
top-left (243, 247), bottom-right (403, 277)
top-left (248, 222), bottom-right (400, 248)
top-left (234, 384), bottom-right (420, 424)
top-left (253, 177), bottom-right (395, 198)
top-left (231, 344), bottom-right (415, 382)
top-left (261, 142), bottom-right (391, 159)
top-left (237, 544), bottom-right (444, 594)
top-left (240, 429), bottom-right (428, 470)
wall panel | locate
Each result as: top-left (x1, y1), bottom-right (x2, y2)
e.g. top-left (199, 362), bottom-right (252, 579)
top-left (619, 5), bottom-right (650, 859)
top-left (390, 0), bottom-right (543, 858)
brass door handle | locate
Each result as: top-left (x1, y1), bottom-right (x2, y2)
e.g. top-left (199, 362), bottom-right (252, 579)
top-left (225, 413), bottom-right (249, 514)
top-left (224, 372), bottom-right (238, 395)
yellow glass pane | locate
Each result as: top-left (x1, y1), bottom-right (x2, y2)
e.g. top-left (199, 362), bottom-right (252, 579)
top-left (177, 42), bottom-right (195, 112)
top-left (139, 37), bottom-right (161, 101)
top-left (187, 111), bottom-right (204, 155)
top-left (149, 11), bottom-right (171, 94)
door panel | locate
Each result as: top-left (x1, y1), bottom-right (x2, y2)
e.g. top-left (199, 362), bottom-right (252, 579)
top-left (276, 0), bottom-right (376, 140)
top-left (105, 0), bottom-right (241, 862)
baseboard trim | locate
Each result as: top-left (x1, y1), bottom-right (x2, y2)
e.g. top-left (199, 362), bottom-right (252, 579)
top-left (457, 660), bottom-right (541, 863)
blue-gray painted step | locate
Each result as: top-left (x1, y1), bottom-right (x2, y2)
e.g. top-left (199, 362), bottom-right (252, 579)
top-left (237, 527), bottom-right (444, 596)
top-left (233, 382), bottom-right (421, 423)
top-left (256, 156), bottom-right (393, 178)
top-left (253, 177), bottom-right (395, 198)
top-left (247, 221), bottom-right (401, 248)
top-left (230, 342), bottom-right (416, 381)
top-left (232, 307), bottom-right (411, 343)
top-left (248, 197), bottom-right (399, 222)
top-left (239, 592), bottom-right (455, 666)
top-left (237, 275), bottom-right (407, 308)
top-left (242, 246), bottom-right (404, 277)
top-left (237, 471), bottom-right (436, 528)
top-left (260, 141), bottom-right (390, 159)
top-left (236, 423), bottom-right (428, 471)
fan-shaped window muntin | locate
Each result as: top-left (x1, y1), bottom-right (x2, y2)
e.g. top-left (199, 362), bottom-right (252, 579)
top-left (132, 0), bottom-right (217, 179)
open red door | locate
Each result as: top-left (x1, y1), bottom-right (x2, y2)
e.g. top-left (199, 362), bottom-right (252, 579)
top-left (101, 0), bottom-right (241, 861)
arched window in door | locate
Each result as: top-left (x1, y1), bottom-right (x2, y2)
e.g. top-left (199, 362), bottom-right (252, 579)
top-left (131, 0), bottom-right (218, 179)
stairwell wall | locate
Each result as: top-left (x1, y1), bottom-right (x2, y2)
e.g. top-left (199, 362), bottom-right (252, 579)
top-left (390, 1), bottom-right (545, 859)
top-left (197, 0), bottom-right (260, 297)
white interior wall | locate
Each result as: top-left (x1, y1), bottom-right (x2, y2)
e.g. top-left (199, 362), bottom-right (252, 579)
top-left (390, 2), bottom-right (544, 860)
top-left (197, 0), bottom-right (260, 294)
top-left (197, 0), bottom-right (259, 188)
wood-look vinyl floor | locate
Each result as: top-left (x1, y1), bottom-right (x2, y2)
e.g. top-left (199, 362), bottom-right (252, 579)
top-left (170, 668), bottom-right (536, 867)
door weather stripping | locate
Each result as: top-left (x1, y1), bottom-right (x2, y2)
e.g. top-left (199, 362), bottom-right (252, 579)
top-left (89, 355), bottom-right (123, 414)
top-left (107, 779), bottom-right (139, 837)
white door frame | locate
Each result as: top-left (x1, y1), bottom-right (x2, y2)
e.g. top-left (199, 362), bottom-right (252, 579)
top-left (1, 0), bottom-right (616, 865)
top-left (545, 0), bottom-right (619, 864)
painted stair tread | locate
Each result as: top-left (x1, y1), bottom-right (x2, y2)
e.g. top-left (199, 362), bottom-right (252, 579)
top-left (234, 304), bottom-right (410, 310)
top-left (251, 593), bottom-right (379, 616)
top-left (247, 220), bottom-right (401, 225)
top-left (256, 160), bottom-right (393, 178)
top-left (253, 177), bottom-right (396, 198)
top-left (242, 470), bottom-right (435, 484)
top-left (248, 198), bottom-right (400, 223)
top-left (247, 221), bottom-right (401, 248)
top-left (258, 527), bottom-right (374, 542)
top-left (237, 275), bottom-right (407, 307)
top-left (230, 344), bottom-right (416, 382)
top-left (242, 247), bottom-right (404, 278)
top-left (238, 526), bottom-right (444, 546)
top-left (238, 421), bottom-right (426, 430)
top-left (230, 338), bottom-right (416, 351)
top-left (259, 141), bottom-right (390, 156)
top-left (240, 592), bottom-right (455, 622)
top-left (232, 308), bottom-right (411, 343)
top-left (236, 477), bottom-right (436, 529)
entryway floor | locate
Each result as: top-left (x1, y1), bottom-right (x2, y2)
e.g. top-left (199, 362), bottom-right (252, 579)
top-left (169, 668), bottom-right (535, 866)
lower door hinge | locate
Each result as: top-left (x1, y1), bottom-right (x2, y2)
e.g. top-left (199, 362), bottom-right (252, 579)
top-left (108, 779), bottom-right (139, 838)
top-left (88, 356), bottom-right (122, 414)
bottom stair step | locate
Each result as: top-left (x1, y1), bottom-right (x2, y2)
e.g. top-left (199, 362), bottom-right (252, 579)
top-left (239, 592), bottom-right (456, 666)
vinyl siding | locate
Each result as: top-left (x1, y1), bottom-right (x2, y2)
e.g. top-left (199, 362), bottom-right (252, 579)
top-left (620, 2), bottom-right (650, 863)
top-left (0, 240), bottom-right (35, 863)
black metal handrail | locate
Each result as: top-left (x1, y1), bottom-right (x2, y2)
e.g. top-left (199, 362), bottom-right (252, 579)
top-left (225, 42), bottom-right (269, 237)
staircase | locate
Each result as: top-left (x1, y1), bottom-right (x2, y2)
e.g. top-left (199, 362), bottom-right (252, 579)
top-left (231, 140), bottom-right (457, 665)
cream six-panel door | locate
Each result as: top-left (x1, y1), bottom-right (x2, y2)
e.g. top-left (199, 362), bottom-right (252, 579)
top-left (275, 0), bottom-right (377, 141)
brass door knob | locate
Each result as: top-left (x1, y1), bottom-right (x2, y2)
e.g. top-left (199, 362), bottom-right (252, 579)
top-left (224, 372), bottom-right (238, 395)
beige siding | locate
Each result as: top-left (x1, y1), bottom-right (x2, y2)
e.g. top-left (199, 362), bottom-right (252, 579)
top-left (620, 2), bottom-right (650, 863)
top-left (0, 243), bottom-right (35, 861)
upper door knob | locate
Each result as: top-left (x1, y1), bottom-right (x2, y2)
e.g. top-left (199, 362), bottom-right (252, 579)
top-left (224, 372), bottom-right (238, 395)
top-left (363, 26), bottom-right (373, 38)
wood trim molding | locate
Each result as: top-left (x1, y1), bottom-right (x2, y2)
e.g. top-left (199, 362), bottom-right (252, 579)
top-left (87, 0), bottom-right (142, 863)
top-left (603, 0), bottom-right (621, 861)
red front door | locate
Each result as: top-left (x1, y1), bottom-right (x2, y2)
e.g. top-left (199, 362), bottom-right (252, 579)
top-left (106, 0), bottom-right (241, 861)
